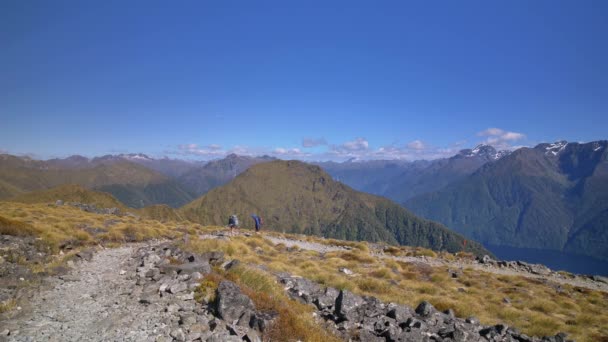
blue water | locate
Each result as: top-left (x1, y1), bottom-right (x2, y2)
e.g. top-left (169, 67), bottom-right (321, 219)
top-left (487, 245), bottom-right (608, 276)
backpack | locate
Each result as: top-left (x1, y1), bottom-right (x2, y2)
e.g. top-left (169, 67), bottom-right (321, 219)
top-left (229, 215), bottom-right (239, 226)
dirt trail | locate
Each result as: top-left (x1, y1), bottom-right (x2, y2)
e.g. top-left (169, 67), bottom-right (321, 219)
top-left (0, 243), bottom-right (179, 342)
top-left (263, 235), bottom-right (608, 293)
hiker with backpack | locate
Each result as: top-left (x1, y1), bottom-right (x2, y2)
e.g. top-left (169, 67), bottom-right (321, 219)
top-left (228, 214), bottom-right (239, 235)
top-left (251, 214), bottom-right (263, 234)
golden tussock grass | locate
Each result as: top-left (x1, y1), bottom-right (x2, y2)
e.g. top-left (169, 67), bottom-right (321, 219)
top-left (3, 202), bottom-right (607, 341)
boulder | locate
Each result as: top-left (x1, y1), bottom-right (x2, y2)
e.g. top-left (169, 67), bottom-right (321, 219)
top-left (288, 277), bottom-right (323, 304)
top-left (159, 261), bottom-right (211, 275)
top-left (414, 301), bottom-right (436, 317)
top-left (215, 281), bottom-right (256, 324)
top-left (335, 289), bottom-right (365, 322)
top-left (386, 303), bottom-right (413, 323)
top-left (314, 287), bottom-right (339, 311)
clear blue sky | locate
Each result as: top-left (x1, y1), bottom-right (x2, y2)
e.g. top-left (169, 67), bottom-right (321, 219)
top-left (1, 0), bottom-right (607, 161)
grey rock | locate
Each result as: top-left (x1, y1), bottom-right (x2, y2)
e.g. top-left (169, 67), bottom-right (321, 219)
top-left (314, 287), bottom-right (339, 311)
top-left (335, 289), bottom-right (364, 321)
top-left (168, 282), bottom-right (189, 294)
top-left (415, 301), bottom-right (436, 317)
top-left (75, 248), bottom-right (94, 261)
top-left (215, 281), bottom-right (255, 324)
top-left (160, 262), bottom-right (211, 276)
top-left (170, 328), bottom-right (186, 341)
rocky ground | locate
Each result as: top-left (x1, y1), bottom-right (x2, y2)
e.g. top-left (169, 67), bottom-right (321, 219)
top-left (0, 232), bottom-right (599, 341)
top-left (0, 241), bottom-right (262, 342)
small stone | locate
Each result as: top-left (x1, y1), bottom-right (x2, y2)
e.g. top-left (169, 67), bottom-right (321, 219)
top-left (170, 328), bottom-right (186, 341)
top-left (191, 271), bottom-right (203, 280)
top-left (169, 282), bottom-right (188, 294)
top-left (188, 323), bottom-right (209, 334)
top-left (466, 317), bottom-right (479, 325)
top-left (339, 267), bottom-right (354, 275)
top-left (177, 292), bottom-right (195, 301)
top-left (166, 304), bottom-right (180, 313)
top-left (0, 329), bottom-right (9, 336)
top-left (119, 270), bottom-right (127, 275)
top-left (503, 297), bottom-right (511, 304)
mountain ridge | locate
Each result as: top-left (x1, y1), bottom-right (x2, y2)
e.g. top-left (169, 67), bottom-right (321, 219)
top-left (180, 160), bottom-right (490, 256)
top-left (406, 140), bottom-right (608, 261)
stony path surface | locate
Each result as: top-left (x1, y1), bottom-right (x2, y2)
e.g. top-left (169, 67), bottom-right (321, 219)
top-left (1, 243), bottom-right (181, 342)
top-left (261, 235), bottom-right (608, 293)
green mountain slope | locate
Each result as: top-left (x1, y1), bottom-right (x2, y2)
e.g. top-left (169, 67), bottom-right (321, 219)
top-left (181, 160), bottom-right (490, 256)
top-left (406, 141), bottom-right (608, 261)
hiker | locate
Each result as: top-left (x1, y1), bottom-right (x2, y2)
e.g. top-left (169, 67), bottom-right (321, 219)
top-left (228, 214), bottom-right (239, 235)
top-left (251, 214), bottom-right (263, 234)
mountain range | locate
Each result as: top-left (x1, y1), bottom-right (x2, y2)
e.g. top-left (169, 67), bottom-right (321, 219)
top-left (406, 141), bottom-right (608, 261)
top-left (0, 154), bottom-right (193, 208)
top-left (2, 140), bottom-right (606, 262)
top-left (318, 144), bottom-right (510, 203)
top-left (180, 160), bottom-right (489, 256)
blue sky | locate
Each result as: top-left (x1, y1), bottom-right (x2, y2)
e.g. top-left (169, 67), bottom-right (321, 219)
top-left (1, 1), bottom-right (607, 161)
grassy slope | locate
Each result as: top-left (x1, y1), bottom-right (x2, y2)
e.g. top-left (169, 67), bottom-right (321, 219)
top-left (181, 160), bottom-right (490, 256)
top-left (5, 184), bottom-right (185, 222)
top-left (0, 202), bottom-right (606, 341)
top-left (186, 232), bottom-right (608, 342)
top-left (9, 184), bottom-right (128, 210)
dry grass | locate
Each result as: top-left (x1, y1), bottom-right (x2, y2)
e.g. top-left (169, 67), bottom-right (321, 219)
top-left (0, 202), bottom-right (187, 252)
top-left (2, 202), bottom-right (607, 341)
top-left (183, 233), bottom-right (608, 341)
top-left (192, 260), bottom-right (341, 342)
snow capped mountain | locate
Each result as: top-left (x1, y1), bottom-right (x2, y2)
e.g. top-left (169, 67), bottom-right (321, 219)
top-left (457, 144), bottom-right (510, 161)
top-left (592, 141), bottom-right (605, 152)
top-left (541, 140), bottom-right (569, 156)
top-left (119, 153), bottom-right (153, 161)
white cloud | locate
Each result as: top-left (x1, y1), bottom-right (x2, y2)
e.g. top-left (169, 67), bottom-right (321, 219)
top-left (302, 138), bottom-right (327, 148)
top-left (477, 127), bottom-right (526, 149)
top-left (344, 137), bottom-right (369, 151)
top-left (272, 147), bottom-right (311, 159)
top-left (176, 143), bottom-right (228, 158)
top-left (478, 128), bottom-right (505, 136)
top-left (406, 140), bottom-right (426, 150)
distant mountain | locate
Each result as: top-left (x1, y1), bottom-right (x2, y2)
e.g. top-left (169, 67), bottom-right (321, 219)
top-left (385, 145), bottom-right (511, 203)
top-left (116, 154), bottom-right (201, 178)
top-left (47, 154), bottom-right (201, 178)
top-left (177, 154), bottom-right (276, 196)
top-left (0, 154), bottom-right (195, 208)
top-left (181, 160), bottom-right (490, 256)
top-left (314, 159), bottom-right (423, 196)
top-left (8, 184), bottom-right (128, 210)
top-left (318, 144), bottom-right (510, 203)
top-left (405, 140), bottom-right (608, 261)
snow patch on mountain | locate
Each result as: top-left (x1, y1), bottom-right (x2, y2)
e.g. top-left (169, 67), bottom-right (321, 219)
top-left (458, 144), bottom-right (510, 160)
top-left (545, 141), bottom-right (568, 156)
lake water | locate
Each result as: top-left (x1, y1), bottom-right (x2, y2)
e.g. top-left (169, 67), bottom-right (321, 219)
top-left (487, 245), bottom-right (608, 276)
